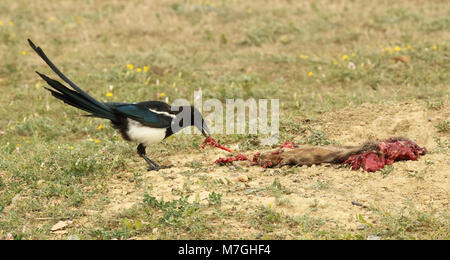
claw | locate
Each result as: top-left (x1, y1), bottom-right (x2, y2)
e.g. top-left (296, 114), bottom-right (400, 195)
top-left (147, 165), bottom-right (172, 171)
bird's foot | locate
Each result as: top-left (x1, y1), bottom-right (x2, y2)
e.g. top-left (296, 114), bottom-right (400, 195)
top-left (147, 165), bottom-right (172, 171)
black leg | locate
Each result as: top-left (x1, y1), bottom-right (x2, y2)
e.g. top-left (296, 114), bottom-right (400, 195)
top-left (137, 144), bottom-right (171, 171)
top-left (137, 144), bottom-right (159, 171)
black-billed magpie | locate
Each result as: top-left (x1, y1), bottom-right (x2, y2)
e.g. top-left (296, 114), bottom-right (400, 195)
top-left (28, 39), bottom-right (210, 171)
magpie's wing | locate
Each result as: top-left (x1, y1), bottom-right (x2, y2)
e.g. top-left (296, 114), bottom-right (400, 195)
top-left (111, 103), bottom-right (173, 128)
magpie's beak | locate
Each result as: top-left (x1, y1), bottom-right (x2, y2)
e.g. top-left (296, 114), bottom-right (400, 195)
top-left (201, 120), bottom-right (210, 137)
top-left (191, 106), bottom-right (210, 137)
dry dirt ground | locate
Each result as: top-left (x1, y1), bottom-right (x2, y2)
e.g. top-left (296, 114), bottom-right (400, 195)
top-left (89, 101), bottom-right (449, 239)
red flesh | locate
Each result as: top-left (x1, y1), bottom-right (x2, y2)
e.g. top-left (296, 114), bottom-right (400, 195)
top-left (344, 140), bottom-right (427, 172)
top-left (280, 141), bottom-right (296, 149)
top-left (210, 141), bottom-right (294, 167)
top-left (214, 154), bottom-right (249, 165)
top-left (201, 136), bottom-right (233, 153)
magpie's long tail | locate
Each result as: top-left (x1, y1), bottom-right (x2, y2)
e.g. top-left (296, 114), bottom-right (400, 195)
top-left (28, 39), bottom-right (118, 123)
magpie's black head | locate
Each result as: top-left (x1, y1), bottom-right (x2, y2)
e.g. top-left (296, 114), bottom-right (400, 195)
top-left (171, 106), bottom-right (210, 137)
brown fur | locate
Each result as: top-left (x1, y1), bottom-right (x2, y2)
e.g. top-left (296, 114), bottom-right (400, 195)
top-left (256, 138), bottom-right (409, 167)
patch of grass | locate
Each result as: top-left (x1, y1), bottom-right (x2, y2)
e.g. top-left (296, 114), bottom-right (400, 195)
top-left (251, 206), bottom-right (327, 238)
top-left (208, 191), bottom-right (222, 206)
top-left (435, 121), bottom-right (450, 133)
top-left (267, 177), bottom-right (290, 196)
top-left (364, 203), bottom-right (450, 239)
top-left (301, 128), bottom-right (336, 146)
top-left (143, 193), bottom-right (200, 226)
top-left (426, 99), bottom-right (444, 110)
top-left (290, 215), bottom-right (326, 234)
top-left (311, 180), bottom-right (331, 190)
top-left (251, 206), bottom-right (282, 233)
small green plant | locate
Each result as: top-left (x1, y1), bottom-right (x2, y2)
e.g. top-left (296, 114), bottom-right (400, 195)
top-left (435, 121), bottom-right (449, 133)
top-left (252, 206), bottom-right (282, 233)
top-left (267, 178), bottom-right (290, 197)
top-left (380, 165), bottom-right (394, 177)
top-left (311, 180), bottom-right (331, 190)
top-left (208, 192), bottom-right (222, 206)
top-left (120, 218), bottom-right (143, 231)
top-left (268, 178), bottom-right (282, 192)
top-left (143, 193), bottom-right (200, 226)
top-left (432, 137), bottom-right (449, 153)
top-left (184, 160), bottom-right (203, 169)
top-left (426, 99), bottom-right (444, 110)
top-left (302, 128), bottom-right (335, 146)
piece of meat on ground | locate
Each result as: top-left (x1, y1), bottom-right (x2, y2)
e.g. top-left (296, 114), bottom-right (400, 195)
top-left (344, 139), bottom-right (426, 172)
top-left (206, 137), bottom-right (426, 173)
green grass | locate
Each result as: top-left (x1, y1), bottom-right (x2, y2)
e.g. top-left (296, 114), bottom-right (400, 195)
top-left (436, 121), bottom-right (450, 133)
top-left (0, 0), bottom-right (449, 240)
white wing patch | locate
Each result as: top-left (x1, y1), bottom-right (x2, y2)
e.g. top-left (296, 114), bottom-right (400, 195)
top-left (127, 119), bottom-right (167, 146)
top-left (148, 108), bottom-right (176, 118)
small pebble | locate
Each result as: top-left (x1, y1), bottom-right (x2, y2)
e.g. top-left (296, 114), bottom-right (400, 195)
top-left (357, 224), bottom-right (366, 230)
top-left (237, 175), bottom-right (249, 182)
top-left (367, 235), bottom-right (381, 240)
top-left (67, 235), bottom-right (80, 240)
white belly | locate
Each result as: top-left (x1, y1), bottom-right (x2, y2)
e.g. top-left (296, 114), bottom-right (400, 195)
top-left (126, 119), bottom-right (167, 146)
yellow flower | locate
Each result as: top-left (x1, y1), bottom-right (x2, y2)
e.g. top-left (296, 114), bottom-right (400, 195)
top-left (136, 68), bottom-right (142, 72)
top-left (143, 66), bottom-right (149, 72)
top-left (69, 146), bottom-right (74, 150)
top-left (90, 138), bottom-right (101, 144)
top-left (431, 45), bottom-right (438, 51)
top-left (394, 46), bottom-right (401, 52)
top-left (97, 124), bottom-right (103, 130)
top-left (126, 64), bottom-right (134, 70)
top-left (8, 21), bottom-right (14, 27)
top-left (299, 54), bottom-right (309, 59)
top-left (0, 21), bottom-right (3, 27)
top-left (407, 45), bottom-right (412, 50)
top-left (21, 50), bottom-right (27, 55)
top-left (106, 92), bottom-right (113, 97)
top-left (159, 92), bottom-right (165, 97)
top-left (308, 71), bottom-right (313, 77)
top-left (342, 54), bottom-right (348, 60)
